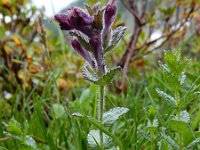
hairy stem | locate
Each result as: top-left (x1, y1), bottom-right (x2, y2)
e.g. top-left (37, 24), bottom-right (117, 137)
top-left (98, 85), bottom-right (105, 148)
top-left (175, 92), bottom-right (182, 150)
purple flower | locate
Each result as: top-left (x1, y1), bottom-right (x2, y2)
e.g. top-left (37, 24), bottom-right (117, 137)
top-left (102, 0), bottom-right (117, 38)
top-left (89, 36), bottom-right (103, 67)
top-left (54, 8), bottom-right (94, 37)
top-left (71, 38), bottom-right (93, 66)
top-left (54, 14), bottom-right (74, 30)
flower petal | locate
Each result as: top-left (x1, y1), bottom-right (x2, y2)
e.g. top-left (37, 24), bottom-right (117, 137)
top-left (54, 14), bottom-right (74, 30)
top-left (89, 37), bottom-right (103, 67)
top-left (71, 38), bottom-right (93, 66)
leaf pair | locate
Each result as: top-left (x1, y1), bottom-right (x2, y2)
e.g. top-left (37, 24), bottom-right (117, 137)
top-left (83, 64), bottom-right (121, 85)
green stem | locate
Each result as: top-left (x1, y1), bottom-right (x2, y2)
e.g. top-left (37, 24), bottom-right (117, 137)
top-left (175, 92), bottom-right (182, 150)
top-left (98, 85), bottom-right (105, 148)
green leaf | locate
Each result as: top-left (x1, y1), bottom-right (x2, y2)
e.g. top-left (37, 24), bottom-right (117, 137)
top-left (83, 66), bottom-right (121, 85)
top-left (156, 88), bottom-right (176, 106)
top-left (160, 50), bottom-right (189, 92)
top-left (160, 132), bottom-right (179, 149)
top-left (103, 107), bottom-right (129, 126)
top-left (87, 130), bottom-right (113, 149)
top-left (158, 139), bottom-right (172, 150)
top-left (104, 26), bottom-right (127, 53)
top-left (174, 110), bottom-right (190, 123)
top-left (147, 105), bottom-right (156, 124)
top-left (147, 119), bottom-right (158, 129)
top-left (6, 118), bottom-right (22, 136)
top-left (25, 135), bottom-right (37, 149)
top-left (187, 138), bottom-right (200, 148)
top-left (94, 8), bottom-right (103, 30)
top-left (179, 73), bottom-right (186, 85)
top-left (72, 112), bottom-right (123, 149)
top-left (52, 104), bottom-right (66, 119)
top-left (82, 62), bottom-right (98, 82)
top-left (94, 67), bottom-right (121, 85)
top-left (169, 120), bottom-right (194, 146)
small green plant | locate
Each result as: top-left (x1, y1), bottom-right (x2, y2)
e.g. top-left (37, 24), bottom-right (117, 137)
top-left (54, 0), bottom-right (128, 149)
top-left (3, 118), bottom-right (37, 150)
top-left (154, 50), bottom-right (200, 149)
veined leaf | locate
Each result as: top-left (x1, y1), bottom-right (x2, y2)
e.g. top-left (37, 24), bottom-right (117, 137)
top-left (158, 61), bottom-right (170, 73)
top-left (72, 112), bottom-right (123, 149)
top-left (160, 132), bottom-right (179, 149)
top-left (87, 130), bottom-right (112, 149)
top-left (83, 66), bottom-right (121, 85)
top-left (104, 26), bottom-right (127, 53)
top-left (156, 88), bottom-right (176, 106)
top-left (6, 118), bottom-right (22, 136)
top-left (179, 73), bottom-right (186, 85)
top-left (94, 67), bottom-right (121, 85)
top-left (174, 110), bottom-right (190, 123)
top-left (25, 135), bottom-right (37, 149)
top-left (103, 107), bottom-right (129, 126)
top-left (187, 138), bottom-right (200, 148)
top-left (82, 62), bottom-right (98, 83)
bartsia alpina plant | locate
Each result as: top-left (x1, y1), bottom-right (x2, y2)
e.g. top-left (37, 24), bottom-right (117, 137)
top-left (54, 0), bottom-right (128, 149)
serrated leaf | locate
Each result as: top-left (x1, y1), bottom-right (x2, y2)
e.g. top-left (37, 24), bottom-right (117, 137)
top-left (174, 110), bottom-right (190, 123)
top-left (87, 130), bottom-right (113, 149)
top-left (83, 66), bottom-right (121, 85)
top-left (158, 61), bottom-right (170, 73)
top-left (163, 50), bottom-right (189, 79)
top-left (156, 88), bottom-right (176, 106)
top-left (94, 67), bottom-right (121, 85)
top-left (3, 131), bottom-right (22, 141)
top-left (160, 132), bottom-right (179, 149)
top-left (103, 107), bottom-right (129, 126)
top-left (70, 31), bottom-right (92, 52)
top-left (6, 118), bottom-right (22, 136)
top-left (82, 62), bottom-right (98, 82)
top-left (147, 119), bottom-right (158, 128)
top-left (72, 112), bottom-right (123, 149)
top-left (187, 138), bottom-right (200, 148)
top-left (25, 136), bottom-right (37, 149)
top-left (104, 26), bottom-right (127, 53)
top-left (179, 73), bottom-right (186, 85)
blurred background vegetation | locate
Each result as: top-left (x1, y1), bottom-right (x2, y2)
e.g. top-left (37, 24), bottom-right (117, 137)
top-left (0, 0), bottom-right (200, 149)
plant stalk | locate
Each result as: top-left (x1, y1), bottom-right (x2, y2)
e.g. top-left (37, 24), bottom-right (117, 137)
top-left (98, 85), bottom-right (105, 148)
top-left (175, 92), bottom-right (182, 150)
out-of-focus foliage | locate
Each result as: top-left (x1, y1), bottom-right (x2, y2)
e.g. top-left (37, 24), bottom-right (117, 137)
top-left (0, 0), bottom-right (87, 93)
